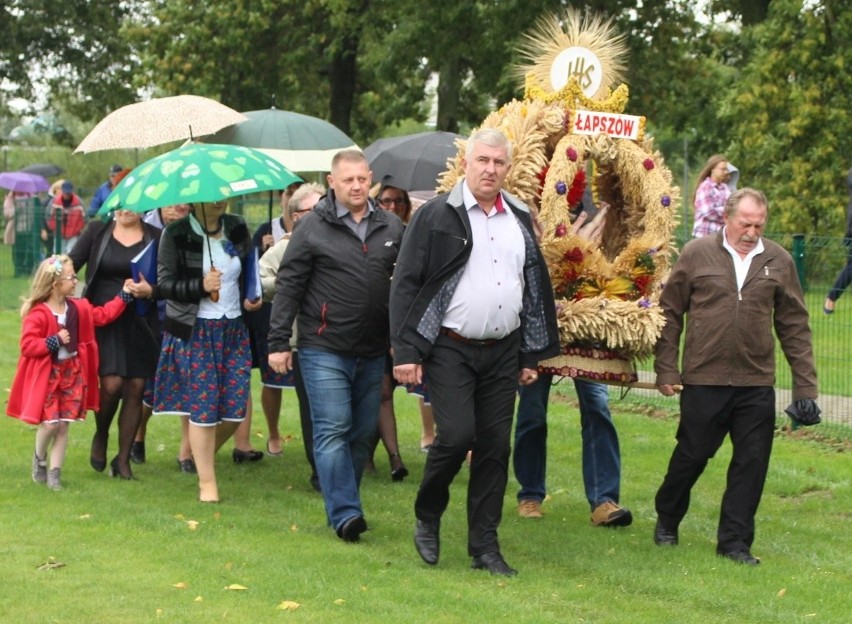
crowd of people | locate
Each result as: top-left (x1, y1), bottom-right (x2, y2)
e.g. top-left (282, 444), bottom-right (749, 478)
top-left (6, 130), bottom-right (825, 575)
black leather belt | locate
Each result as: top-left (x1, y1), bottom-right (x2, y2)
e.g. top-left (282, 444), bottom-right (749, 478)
top-left (439, 327), bottom-right (500, 346)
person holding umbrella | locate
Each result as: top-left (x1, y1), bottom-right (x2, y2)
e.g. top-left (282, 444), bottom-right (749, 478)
top-left (154, 200), bottom-right (262, 502)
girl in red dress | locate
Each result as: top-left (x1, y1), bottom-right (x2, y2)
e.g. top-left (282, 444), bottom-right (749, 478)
top-left (6, 255), bottom-right (134, 490)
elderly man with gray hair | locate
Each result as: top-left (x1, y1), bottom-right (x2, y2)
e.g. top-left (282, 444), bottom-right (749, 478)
top-left (390, 128), bottom-right (560, 576)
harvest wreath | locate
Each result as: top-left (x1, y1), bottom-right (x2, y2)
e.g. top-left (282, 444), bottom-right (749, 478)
top-left (437, 11), bottom-right (678, 384)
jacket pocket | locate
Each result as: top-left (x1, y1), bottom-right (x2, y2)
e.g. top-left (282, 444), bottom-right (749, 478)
top-left (426, 230), bottom-right (467, 277)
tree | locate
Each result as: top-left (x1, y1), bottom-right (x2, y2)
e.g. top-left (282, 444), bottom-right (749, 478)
top-left (719, 0), bottom-right (852, 235)
top-left (1, 0), bottom-right (142, 121)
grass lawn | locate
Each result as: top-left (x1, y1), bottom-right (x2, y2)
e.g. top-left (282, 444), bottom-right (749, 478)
top-left (0, 309), bottom-right (850, 623)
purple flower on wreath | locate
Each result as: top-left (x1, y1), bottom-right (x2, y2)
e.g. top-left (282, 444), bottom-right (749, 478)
top-left (661, 195), bottom-right (671, 207)
top-left (555, 181), bottom-right (567, 195)
top-left (222, 240), bottom-right (239, 257)
top-left (647, 247), bottom-right (658, 256)
top-left (638, 297), bottom-right (652, 309)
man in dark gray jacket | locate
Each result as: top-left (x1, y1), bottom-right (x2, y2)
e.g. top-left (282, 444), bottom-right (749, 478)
top-left (268, 150), bottom-right (404, 542)
top-left (390, 129), bottom-right (560, 576)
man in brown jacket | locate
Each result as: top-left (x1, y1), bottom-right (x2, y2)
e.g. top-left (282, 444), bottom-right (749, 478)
top-left (653, 188), bottom-right (819, 565)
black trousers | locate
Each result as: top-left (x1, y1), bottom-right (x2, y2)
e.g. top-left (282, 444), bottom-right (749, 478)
top-left (655, 385), bottom-right (776, 553)
top-left (415, 330), bottom-right (520, 557)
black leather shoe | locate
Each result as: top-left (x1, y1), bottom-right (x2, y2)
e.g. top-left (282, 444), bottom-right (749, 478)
top-left (337, 515), bottom-right (368, 542)
top-left (654, 519), bottom-right (679, 546)
top-left (309, 474), bottom-right (321, 493)
top-left (177, 458), bottom-right (197, 474)
top-left (718, 549), bottom-right (760, 565)
top-left (109, 456), bottom-right (136, 480)
top-left (414, 519), bottom-right (440, 565)
top-left (471, 551), bottom-right (518, 577)
top-left (130, 440), bottom-right (146, 464)
top-left (232, 448), bottom-right (264, 464)
top-left (90, 456), bottom-right (107, 473)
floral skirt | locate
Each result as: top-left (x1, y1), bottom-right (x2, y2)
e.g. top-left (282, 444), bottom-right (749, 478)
top-left (153, 317), bottom-right (251, 425)
top-left (43, 357), bottom-right (85, 423)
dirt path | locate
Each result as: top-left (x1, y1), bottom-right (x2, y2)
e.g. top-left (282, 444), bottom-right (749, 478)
top-left (626, 371), bottom-right (852, 428)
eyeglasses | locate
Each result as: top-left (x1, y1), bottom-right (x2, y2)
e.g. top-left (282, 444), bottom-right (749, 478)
top-left (379, 197), bottom-right (405, 206)
top-left (57, 274), bottom-right (79, 282)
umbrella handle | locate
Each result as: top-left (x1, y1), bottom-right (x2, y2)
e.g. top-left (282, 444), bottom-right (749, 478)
top-left (207, 262), bottom-right (220, 302)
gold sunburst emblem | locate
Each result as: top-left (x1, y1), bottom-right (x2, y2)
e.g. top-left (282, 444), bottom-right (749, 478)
top-left (515, 11), bottom-right (629, 111)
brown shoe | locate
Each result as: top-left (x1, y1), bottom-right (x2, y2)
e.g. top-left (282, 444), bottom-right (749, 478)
top-left (591, 501), bottom-right (633, 527)
top-left (518, 499), bottom-right (543, 518)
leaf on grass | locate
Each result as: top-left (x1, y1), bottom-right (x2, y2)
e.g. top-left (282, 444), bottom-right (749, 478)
top-left (777, 588), bottom-right (786, 597)
top-left (174, 514), bottom-right (186, 521)
top-left (224, 562), bottom-right (233, 570)
top-left (173, 582), bottom-right (189, 589)
top-left (36, 557), bottom-right (65, 571)
top-left (156, 608), bottom-right (163, 617)
top-left (194, 596), bottom-right (203, 602)
top-left (225, 584), bottom-right (248, 591)
top-left (186, 520), bottom-right (199, 530)
top-left (277, 601), bottom-right (301, 611)
top-left (334, 599), bottom-right (346, 605)
top-left (78, 514), bottom-right (91, 520)
top-left (213, 512), bottom-right (221, 521)
top-left (290, 524), bottom-right (299, 531)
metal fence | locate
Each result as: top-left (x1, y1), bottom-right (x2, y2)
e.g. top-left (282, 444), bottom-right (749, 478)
top-left (2, 200), bottom-right (849, 439)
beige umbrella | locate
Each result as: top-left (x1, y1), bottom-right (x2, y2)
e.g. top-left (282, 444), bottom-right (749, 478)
top-left (74, 95), bottom-right (247, 153)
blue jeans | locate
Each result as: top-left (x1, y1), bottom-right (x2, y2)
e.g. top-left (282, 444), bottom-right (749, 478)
top-left (298, 348), bottom-right (385, 531)
top-left (513, 374), bottom-right (621, 510)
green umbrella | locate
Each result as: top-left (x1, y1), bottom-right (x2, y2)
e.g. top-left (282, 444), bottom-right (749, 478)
top-left (201, 107), bottom-right (358, 172)
top-left (98, 143), bottom-right (302, 215)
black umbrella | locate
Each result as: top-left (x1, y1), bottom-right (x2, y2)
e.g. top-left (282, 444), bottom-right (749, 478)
top-left (364, 131), bottom-right (462, 192)
top-left (20, 163), bottom-right (64, 178)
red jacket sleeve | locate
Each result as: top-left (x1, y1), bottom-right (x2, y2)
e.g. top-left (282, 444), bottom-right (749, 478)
top-left (90, 294), bottom-right (129, 326)
top-left (19, 306), bottom-right (56, 358)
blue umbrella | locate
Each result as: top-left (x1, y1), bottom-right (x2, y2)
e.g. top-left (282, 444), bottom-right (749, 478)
top-left (0, 171), bottom-right (51, 194)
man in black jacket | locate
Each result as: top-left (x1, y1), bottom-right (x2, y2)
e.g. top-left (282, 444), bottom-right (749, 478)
top-left (390, 129), bottom-right (560, 575)
top-left (268, 150), bottom-right (404, 542)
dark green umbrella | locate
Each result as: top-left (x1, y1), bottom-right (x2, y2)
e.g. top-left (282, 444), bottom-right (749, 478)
top-left (201, 107), bottom-right (358, 173)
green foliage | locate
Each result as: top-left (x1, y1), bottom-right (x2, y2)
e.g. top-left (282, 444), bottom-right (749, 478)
top-left (2, 0), bottom-right (142, 120)
top-left (720, 0), bottom-right (852, 235)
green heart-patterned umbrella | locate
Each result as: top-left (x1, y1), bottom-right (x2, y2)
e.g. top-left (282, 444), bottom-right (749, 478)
top-left (97, 143), bottom-right (302, 216)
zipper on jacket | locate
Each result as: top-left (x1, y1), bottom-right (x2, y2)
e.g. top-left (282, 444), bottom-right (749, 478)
top-left (317, 302), bottom-right (328, 336)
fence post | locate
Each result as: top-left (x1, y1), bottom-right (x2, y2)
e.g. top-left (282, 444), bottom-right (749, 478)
top-left (792, 233), bottom-right (806, 291)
